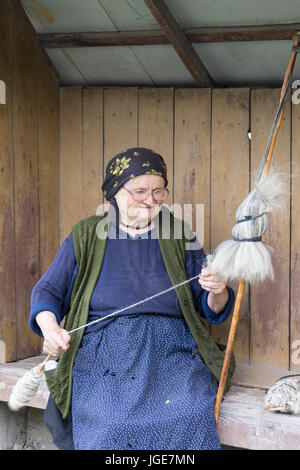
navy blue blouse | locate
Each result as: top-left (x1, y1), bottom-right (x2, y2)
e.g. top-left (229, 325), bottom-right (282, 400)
top-left (30, 225), bottom-right (234, 337)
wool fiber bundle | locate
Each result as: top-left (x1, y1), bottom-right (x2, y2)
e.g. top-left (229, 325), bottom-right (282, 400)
top-left (8, 358), bottom-right (57, 411)
top-left (8, 366), bottom-right (44, 411)
top-left (265, 375), bottom-right (300, 414)
top-left (207, 170), bottom-right (288, 284)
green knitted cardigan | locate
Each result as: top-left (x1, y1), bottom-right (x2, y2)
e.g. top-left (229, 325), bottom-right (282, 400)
top-left (45, 210), bottom-right (235, 419)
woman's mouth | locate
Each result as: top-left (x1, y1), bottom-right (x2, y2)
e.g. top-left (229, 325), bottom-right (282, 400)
top-left (136, 205), bottom-right (154, 210)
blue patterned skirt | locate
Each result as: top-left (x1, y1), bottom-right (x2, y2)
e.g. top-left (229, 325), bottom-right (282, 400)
top-left (71, 313), bottom-right (221, 450)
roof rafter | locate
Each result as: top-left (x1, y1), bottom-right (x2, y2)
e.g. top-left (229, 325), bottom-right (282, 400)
top-left (143, 0), bottom-right (214, 87)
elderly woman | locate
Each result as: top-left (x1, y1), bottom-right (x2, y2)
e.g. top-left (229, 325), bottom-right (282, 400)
top-left (30, 147), bottom-right (235, 451)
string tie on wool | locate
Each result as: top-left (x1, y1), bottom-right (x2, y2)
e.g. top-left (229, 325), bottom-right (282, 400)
top-left (232, 236), bottom-right (262, 242)
top-left (236, 212), bottom-right (267, 224)
top-left (206, 169), bottom-right (289, 283)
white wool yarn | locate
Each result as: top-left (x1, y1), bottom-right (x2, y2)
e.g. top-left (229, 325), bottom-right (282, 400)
top-left (8, 366), bottom-right (44, 411)
top-left (8, 359), bottom-right (57, 411)
top-left (207, 170), bottom-right (288, 284)
top-left (265, 376), bottom-right (300, 414)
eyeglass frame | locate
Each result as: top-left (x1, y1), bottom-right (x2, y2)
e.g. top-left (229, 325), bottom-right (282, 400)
top-left (122, 184), bottom-right (169, 202)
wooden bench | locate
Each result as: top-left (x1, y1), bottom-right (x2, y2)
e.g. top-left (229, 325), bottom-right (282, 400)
top-left (1, 357), bottom-right (300, 450)
top-left (220, 363), bottom-right (300, 450)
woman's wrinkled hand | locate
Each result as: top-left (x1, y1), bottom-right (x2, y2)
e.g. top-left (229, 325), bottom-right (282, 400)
top-left (36, 311), bottom-right (70, 357)
top-left (198, 267), bottom-right (227, 295)
top-left (42, 325), bottom-right (70, 357)
top-left (198, 267), bottom-right (229, 314)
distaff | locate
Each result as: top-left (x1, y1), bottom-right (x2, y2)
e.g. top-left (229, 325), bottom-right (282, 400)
top-left (213, 32), bottom-right (300, 421)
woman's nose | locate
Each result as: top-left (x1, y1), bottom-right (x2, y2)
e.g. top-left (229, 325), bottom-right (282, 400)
top-left (144, 191), bottom-right (156, 204)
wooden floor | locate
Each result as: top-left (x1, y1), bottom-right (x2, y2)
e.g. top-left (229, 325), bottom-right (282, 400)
top-left (1, 357), bottom-right (300, 450)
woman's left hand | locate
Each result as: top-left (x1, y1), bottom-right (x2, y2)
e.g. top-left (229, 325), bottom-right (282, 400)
top-left (198, 267), bottom-right (227, 294)
top-left (198, 267), bottom-right (229, 314)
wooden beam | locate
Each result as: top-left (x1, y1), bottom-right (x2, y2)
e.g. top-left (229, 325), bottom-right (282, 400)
top-left (38, 30), bottom-right (168, 48)
top-left (188, 23), bottom-right (300, 42)
top-left (37, 23), bottom-right (300, 49)
top-left (144, 0), bottom-right (214, 87)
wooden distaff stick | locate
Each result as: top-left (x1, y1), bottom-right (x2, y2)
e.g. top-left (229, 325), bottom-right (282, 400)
top-left (38, 353), bottom-right (51, 372)
top-left (214, 33), bottom-right (300, 422)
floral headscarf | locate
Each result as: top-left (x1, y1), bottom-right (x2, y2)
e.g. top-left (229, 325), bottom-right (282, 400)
top-left (101, 147), bottom-right (168, 201)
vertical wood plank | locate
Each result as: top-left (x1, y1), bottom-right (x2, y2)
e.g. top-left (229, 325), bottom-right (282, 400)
top-left (103, 88), bottom-right (138, 171)
top-left (250, 89), bottom-right (290, 368)
top-left (60, 87), bottom-right (82, 242)
top-left (138, 88), bottom-right (174, 205)
top-left (36, 46), bottom-right (60, 275)
top-left (210, 88), bottom-right (250, 363)
top-left (13, 0), bottom-right (41, 358)
top-left (291, 95), bottom-right (300, 371)
top-left (174, 88), bottom-right (211, 253)
top-left (82, 88), bottom-right (103, 218)
top-left (0, 0), bottom-right (16, 362)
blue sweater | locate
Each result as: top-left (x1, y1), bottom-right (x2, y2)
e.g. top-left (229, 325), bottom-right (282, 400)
top-left (30, 226), bottom-right (234, 337)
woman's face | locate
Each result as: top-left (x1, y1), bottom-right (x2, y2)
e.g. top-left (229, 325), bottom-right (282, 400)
top-left (115, 174), bottom-right (166, 225)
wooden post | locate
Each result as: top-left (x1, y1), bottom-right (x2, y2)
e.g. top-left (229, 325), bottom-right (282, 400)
top-left (214, 280), bottom-right (245, 421)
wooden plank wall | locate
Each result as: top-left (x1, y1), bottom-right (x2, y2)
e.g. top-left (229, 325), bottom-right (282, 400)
top-left (0, 0), bottom-right (60, 362)
top-left (60, 85), bottom-right (300, 372)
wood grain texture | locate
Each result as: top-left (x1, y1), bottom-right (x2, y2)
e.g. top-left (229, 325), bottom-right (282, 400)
top-left (0, 0), bottom-right (60, 362)
top-left (250, 89), bottom-right (291, 368)
top-left (38, 24), bottom-right (300, 48)
top-left (210, 88), bottom-right (250, 363)
top-left (0, 0), bottom-right (16, 362)
top-left (103, 88), bottom-right (138, 169)
top-left (138, 88), bottom-right (174, 206)
top-left (232, 362), bottom-right (300, 390)
top-left (174, 88), bottom-right (211, 253)
top-left (290, 91), bottom-right (300, 371)
top-left (60, 87), bottom-right (138, 237)
top-left (36, 46), bottom-right (60, 276)
top-left (218, 385), bottom-right (300, 450)
top-left (60, 87), bottom-right (82, 243)
top-left (82, 88), bottom-right (104, 218)
top-left (13, 0), bottom-right (41, 359)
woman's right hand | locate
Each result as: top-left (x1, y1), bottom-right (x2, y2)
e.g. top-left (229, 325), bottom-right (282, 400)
top-left (35, 311), bottom-right (70, 358)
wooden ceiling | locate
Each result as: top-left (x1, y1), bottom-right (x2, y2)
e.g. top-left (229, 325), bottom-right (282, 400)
top-left (20, 0), bottom-right (300, 87)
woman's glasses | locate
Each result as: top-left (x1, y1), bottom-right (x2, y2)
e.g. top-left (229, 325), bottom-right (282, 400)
top-left (123, 185), bottom-right (169, 202)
